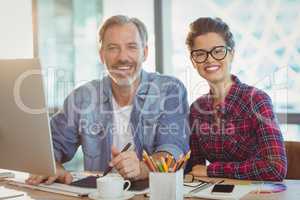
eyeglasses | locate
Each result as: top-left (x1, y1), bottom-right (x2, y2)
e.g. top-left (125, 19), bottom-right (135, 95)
top-left (184, 174), bottom-right (211, 187)
top-left (184, 174), bottom-right (225, 194)
top-left (191, 45), bottom-right (232, 64)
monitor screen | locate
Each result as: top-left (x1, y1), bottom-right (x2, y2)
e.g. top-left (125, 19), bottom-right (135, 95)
top-left (0, 59), bottom-right (56, 176)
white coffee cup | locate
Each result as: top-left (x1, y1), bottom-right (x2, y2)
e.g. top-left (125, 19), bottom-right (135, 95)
top-left (96, 174), bottom-right (131, 198)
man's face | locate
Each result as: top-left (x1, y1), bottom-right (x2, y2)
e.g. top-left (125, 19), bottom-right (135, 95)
top-left (100, 23), bottom-right (148, 86)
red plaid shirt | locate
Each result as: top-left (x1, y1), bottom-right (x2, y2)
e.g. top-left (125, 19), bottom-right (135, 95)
top-left (187, 75), bottom-right (287, 181)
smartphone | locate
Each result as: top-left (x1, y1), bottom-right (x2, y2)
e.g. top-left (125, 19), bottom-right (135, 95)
top-left (211, 184), bottom-right (235, 195)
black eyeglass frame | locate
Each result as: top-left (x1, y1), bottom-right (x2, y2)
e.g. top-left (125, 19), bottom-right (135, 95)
top-left (190, 45), bottom-right (232, 64)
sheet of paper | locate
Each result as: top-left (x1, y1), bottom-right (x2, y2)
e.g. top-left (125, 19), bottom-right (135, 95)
top-left (0, 172), bottom-right (15, 178)
top-left (184, 184), bottom-right (257, 200)
top-left (0, 187), bottom-right (25, 199)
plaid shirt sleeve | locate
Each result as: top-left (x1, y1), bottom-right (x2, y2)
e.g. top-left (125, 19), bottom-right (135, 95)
top-left (207, 91), bottom-right (287, 181)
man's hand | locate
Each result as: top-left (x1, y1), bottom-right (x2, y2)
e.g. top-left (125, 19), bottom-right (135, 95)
top-left (110, 146), bottom-right (142, 179)
top-left (190, 164), bottom-right (208, 177)
top-left (25, 162), bottom-right (73, 185)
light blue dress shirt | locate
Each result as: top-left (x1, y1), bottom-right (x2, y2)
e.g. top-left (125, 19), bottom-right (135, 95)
top-left (51, 70), bottom-right (190, 171)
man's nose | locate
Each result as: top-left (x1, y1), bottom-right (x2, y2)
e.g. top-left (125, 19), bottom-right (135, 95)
top-left (117, 48), bottom-right (129, 61)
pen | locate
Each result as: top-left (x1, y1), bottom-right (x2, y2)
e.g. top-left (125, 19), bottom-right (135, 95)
top-left (102, 143), bottom-right (132, 177)
top-left (189, 179), bottom-right (224, 194)
top-left (189, 182), bottom-right (212, 194)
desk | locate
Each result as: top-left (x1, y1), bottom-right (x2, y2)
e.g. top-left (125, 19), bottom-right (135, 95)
top-left (1, 177), bottom-right (300, 199)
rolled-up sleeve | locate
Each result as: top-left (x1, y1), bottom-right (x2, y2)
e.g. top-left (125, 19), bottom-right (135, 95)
top-left (153, 80), bottom-right (190, 160)
top-left (51, 91), bottom-right (80, 164)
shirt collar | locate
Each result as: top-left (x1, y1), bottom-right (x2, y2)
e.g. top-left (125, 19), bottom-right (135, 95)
top-left (223, 75), bottom-right (242, 115)
top-left (206, 74), bottom-right (242, 115)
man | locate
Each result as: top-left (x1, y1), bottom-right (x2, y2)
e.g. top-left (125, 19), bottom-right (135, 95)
top-left (27, 15), bottom-right (189, 185)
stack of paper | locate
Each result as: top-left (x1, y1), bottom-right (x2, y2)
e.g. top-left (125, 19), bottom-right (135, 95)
top-left (0, 187), bottom-right (25, 199)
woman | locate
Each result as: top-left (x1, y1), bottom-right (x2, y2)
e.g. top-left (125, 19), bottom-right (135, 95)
top-left (185, 17), bottom-right (287, 181)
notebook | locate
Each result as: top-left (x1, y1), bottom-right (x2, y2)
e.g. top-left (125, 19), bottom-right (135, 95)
top-left (70, 175), bottom-right (149, 191)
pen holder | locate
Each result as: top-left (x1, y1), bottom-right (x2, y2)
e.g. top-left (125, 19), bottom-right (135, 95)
top-left (149, 169), bottom-right (183, 200)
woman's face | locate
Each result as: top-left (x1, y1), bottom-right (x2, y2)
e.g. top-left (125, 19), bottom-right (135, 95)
top-left (190, 32), bottom-right (233, 84)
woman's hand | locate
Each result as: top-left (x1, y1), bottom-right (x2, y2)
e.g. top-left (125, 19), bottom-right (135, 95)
top-left (191, 164), bottom-right (208, 177)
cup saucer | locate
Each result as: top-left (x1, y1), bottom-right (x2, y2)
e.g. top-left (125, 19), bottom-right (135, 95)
top-left (88, 191), bottom-right (135, 200)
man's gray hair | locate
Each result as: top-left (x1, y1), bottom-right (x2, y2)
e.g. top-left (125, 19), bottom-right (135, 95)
top-left (98, 15), bottom-right (148, 48)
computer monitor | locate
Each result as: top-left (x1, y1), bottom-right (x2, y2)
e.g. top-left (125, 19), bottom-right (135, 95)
top-left (0, 59), bottom-right (56, 176)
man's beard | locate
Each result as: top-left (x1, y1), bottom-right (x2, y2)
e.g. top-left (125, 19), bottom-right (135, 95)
top-left (107, 62), bottom-right (141, 87)
top-left (114, 76), bottom-right (136, 86)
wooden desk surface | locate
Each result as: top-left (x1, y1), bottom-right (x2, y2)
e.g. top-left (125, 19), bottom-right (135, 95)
top-left (1, 177), bottom-right (300, 200)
